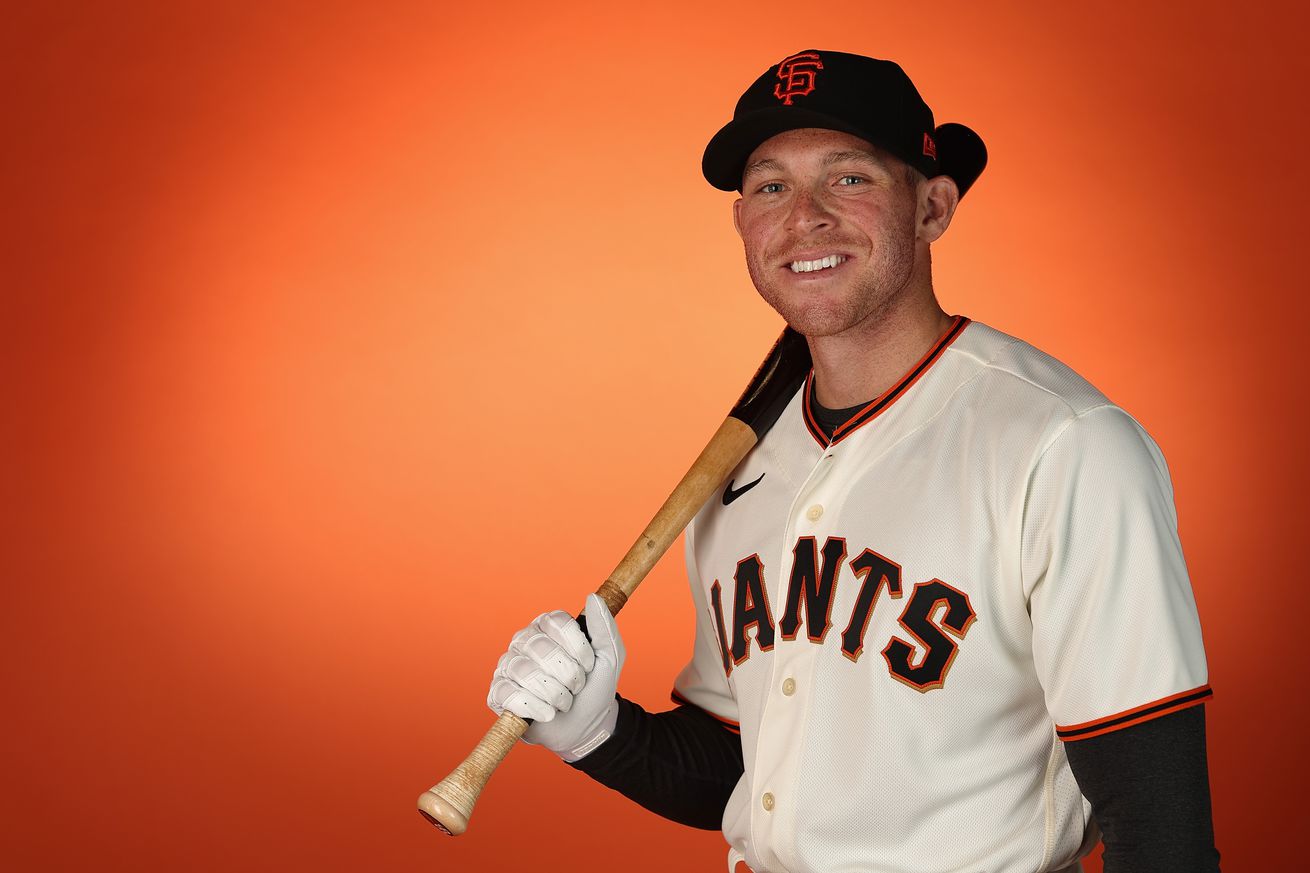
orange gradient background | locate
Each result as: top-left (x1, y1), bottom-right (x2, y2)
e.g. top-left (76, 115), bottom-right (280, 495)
top-left (5, 2), bottom-right (1306, 871)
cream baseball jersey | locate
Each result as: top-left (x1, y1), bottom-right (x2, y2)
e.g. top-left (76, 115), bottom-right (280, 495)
top-left (672, 317), bottom-right (1211, 873)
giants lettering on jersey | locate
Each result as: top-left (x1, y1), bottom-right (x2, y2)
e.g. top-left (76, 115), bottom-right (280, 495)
top-left (708, 536), bottom-right (976, 691)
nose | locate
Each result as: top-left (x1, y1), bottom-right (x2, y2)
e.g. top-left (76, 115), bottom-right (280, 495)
top-left (785, 185), bottom-right (833, 234)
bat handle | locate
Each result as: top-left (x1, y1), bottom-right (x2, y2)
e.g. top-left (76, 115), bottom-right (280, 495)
top-left (416, 591), bottom-right (620, 837)
top-left (417, 709), bottom-right (529, 835)
top-left (416, 417), bottom-right (765, 836)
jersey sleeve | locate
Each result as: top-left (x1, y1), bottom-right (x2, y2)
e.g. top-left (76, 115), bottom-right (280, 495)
top-left (1022, 405), bottom-right (1211, 741)
top-left (671, 519), bottom-right (741, 732)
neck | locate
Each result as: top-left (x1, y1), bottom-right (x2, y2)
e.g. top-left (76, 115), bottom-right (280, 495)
top-left (807, 289), bottom-right (953, 410)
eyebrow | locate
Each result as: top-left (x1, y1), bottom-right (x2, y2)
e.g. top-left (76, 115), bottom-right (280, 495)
top-left (742, 157), bottom-right (783, 181)
top-left (823, 149), bottom-right (885, 168)
top-left (742, 149), bottom-right (888, 182)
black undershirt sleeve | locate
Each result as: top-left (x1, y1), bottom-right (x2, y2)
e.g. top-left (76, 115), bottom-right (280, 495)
top-left (569, 695), bottom-right (744, 830)
top-left (1063, 704), bottom-right (1221, 873)
top-left (571, 696), bottom-right (1223, 867)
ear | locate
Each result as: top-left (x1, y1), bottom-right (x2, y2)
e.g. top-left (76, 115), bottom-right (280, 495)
top-left (732, 197), bottom-right (744, 238)
top-left (917, 175), bottom-right (960, 244)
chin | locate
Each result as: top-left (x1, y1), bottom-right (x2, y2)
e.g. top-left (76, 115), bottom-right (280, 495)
top-left (756, 275), bottom-right (909, 341)
top-left (769, 303), bottom-right (863, 339)
top-left (752, 288), bottom-right (852, 337)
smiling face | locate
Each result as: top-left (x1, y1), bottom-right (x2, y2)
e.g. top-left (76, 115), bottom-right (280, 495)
top-left (732, 128), bottom-right (927, 339)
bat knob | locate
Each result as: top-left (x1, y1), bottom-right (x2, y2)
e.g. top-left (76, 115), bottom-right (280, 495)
top-left (417, 789), bottom-right (467, 836)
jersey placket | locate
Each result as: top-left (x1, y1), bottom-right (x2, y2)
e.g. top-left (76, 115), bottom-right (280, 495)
top-left (750, 441), bottom-right (841, 873)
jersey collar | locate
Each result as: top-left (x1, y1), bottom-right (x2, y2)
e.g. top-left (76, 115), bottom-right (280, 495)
top-left (801, 315), bottom-right (971, 447)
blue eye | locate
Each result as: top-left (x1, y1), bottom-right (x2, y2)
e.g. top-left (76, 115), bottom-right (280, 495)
top-left (759, 182), bottom-right (784, 194)
top-left (837, 175), bottom-right (865, 186)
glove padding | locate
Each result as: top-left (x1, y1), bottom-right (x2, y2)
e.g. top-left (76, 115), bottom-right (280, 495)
top-left (487, 593), bottom-right (625, 762)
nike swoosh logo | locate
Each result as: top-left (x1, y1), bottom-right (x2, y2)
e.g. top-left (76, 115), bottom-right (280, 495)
top-left (722, 473), bottom-right (765, 506)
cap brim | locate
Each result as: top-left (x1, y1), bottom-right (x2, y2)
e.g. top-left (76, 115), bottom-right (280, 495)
top-left (702, 107), bottom-right (878, 192)
top-left (702, 110), bottom-right (987, 199)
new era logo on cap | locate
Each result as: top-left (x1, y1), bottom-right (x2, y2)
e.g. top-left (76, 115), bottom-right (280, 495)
top-left (773, 51), bottom-right (824, 105)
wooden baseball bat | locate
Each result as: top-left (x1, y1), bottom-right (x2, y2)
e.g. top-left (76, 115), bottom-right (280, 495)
top-left (417, 326), bottom-right (811, 836)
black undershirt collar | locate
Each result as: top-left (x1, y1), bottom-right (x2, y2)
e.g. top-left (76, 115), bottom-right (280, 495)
top-left (808, 378), bottom-right (869, 441)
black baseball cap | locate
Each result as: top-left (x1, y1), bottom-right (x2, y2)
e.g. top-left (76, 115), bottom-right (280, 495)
top-left (702, 50), bottom-right (987, 197)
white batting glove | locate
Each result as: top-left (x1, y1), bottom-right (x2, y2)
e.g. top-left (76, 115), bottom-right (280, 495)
top-left (487, 593), bottom-right (625, 762)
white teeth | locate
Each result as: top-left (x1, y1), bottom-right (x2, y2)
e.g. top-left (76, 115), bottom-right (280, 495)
top-left (790, 254), bottom-right (846, 273)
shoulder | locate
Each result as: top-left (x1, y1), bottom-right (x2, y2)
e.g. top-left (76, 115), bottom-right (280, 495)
top-left (930, 320), bottom-right (1168, 474)
top-left (945, 320), bottom-right (1112, 418)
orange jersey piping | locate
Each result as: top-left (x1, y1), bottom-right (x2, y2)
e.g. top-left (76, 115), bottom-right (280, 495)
top-left (1056, 684), bottom-right (1213, 742)
top-left (802, 316), bottom-right (971, 447)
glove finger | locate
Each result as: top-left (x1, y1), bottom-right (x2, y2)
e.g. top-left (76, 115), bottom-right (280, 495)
top-left (499, 655), bottom-right (578, 712)
top-left (536, 610), bottom-right (596, 673)
top-left (490, 679), bottom-right (557, 722)
top-left (487, 676), bottom-right (512, 713)
top-left (514, 631), bottom-right (588, 694)
top-left (531, 672), bottom-right (575, 712)
top-left (508, 618), bottom-right (546, 651)
top-left (488, 651), bottom-right (519, 707)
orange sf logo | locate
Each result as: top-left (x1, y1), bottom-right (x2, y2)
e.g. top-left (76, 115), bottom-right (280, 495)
top-left (774, 52), bottom-right (823, 105)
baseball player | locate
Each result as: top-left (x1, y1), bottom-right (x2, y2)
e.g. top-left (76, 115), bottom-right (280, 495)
top-left (487, 50), bottom-right (1219, 873)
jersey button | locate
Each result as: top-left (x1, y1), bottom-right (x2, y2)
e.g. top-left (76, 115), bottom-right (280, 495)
top-left (761, 792), bottom-right (775, 811)
top-left (805, 504), bottom-right (823, 521)
top-left (782, 677), bottom-right (796, 696)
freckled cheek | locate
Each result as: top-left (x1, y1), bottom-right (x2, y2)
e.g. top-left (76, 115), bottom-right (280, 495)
top-left (737, 227), bottom-right (768, 262)
top-left (739, 219), bottom-right (786, 265)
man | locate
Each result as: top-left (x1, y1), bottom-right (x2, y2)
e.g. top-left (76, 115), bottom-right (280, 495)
top-left (487, 50), bottom-right (1220, 872)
